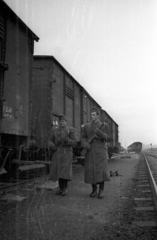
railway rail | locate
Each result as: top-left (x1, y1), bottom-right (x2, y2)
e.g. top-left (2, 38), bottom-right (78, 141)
top-left (144, 153), bottom-right (157, 209)
top-left (130, 153), bottom-right (157, 227)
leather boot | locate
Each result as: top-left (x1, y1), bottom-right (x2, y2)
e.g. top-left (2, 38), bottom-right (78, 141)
top-left (90, 184), bottom-right (97, 197)
top-left (98, 181), bottom-right (104, 199)
top-left (56, 178), bottom-right (63, 195)
top-left (61, 179), bottom-right (68, 196)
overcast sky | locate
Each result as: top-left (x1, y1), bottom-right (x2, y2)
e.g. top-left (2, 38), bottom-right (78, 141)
top-left (4, 0), bottom-right (157, 147)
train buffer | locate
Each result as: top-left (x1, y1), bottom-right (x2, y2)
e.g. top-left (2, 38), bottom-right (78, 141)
top-left (35, 160), bottom-right (51, 173)
top-left (18, 164), bottom-right (46, 179)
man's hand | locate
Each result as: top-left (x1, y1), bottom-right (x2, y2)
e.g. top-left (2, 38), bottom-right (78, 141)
top-left (48, 141), bottom-right (57, 151)
top-left (60, 136), bottom-right (68, 144)
top-left (83, 142), bottom-right (91, 150)
top-left (94, 128), bottom-right (103, 137)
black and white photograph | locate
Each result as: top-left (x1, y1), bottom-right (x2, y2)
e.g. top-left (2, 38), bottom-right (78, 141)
top-left (0, 0), bottom-right (157, 239)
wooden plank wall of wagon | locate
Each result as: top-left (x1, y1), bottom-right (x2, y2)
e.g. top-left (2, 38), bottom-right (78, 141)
top-left (65, 96), bottom-right (73, 127)
top-left (115, 125), bottom-right (119, 148)
top-left (82, 91), bottom-right (97, 124)
top-left (32, 59), bottom-right (51, 147)
top-left (100, 110), bottom-right (106, 122)
top-left (87, 97), bottom-right (91, 123)
top-left (65, 75), bottom-right (74, 127)
top-left (2, 18), bottom-right (32, 136)
top-left (112, 121), bottom-right (116, 147)
top-left (87, 97), bottom-right (94, 123)
top-left (82, 91), bottom-right (87, 124)
top-left (100, 110), bottom-right (107, 123)
top-left (85, 96), bottom-right (89, 123)
top-left (74, 84), bottom-right (81, 141)
top-left (107, 117), bottom-right (113, 147)
top-left (52, 60), bottom-right (64, 118)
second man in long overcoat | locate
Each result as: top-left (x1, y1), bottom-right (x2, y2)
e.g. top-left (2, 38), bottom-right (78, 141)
top-left (81, 107), bottom-right (111, 199)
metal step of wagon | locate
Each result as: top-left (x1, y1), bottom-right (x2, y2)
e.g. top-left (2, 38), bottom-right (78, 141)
top-left (17, 164), bottom-right (46, 179)
top-left (35, 160), bottom-right (51, 174)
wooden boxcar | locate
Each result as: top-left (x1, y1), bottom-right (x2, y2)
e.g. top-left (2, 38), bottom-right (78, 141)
top-left (32, 55), bottom-right (101, 152)
top-left (0, 0), bottom-right (39, 162)
top-left (32, 55), bottom-right (119, 157)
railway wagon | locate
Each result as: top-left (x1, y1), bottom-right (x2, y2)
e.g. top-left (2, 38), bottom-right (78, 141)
top-left (0, 0), bottom-right (39, 171)
top-left (100, 109), bottom-right (119, 158)
top-left (32, 55), bottom-right (101, 156)
top-left (127, 142), bottom-right (142, 153)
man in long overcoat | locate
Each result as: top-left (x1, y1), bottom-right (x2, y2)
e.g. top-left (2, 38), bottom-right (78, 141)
top-left (48, 114), bottom-right (77, 196)
top-left (81, 107), bottom-right (111, 199)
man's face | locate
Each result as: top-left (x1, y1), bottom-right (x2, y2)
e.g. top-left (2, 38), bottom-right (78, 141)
top-left (59, 120), bottom-right (67, 127)
top-left (91, 112), bottom-right (99, 122)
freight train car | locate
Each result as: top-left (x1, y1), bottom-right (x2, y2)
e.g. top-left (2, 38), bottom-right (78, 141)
top-left (32, 55), bottom-right (101, 155)
top-left (127, 142), bottom-right (142, 153)
top-left (0, 0), bottom-right (39, 173)
top-left (32, 55), bottom-right (119, 158)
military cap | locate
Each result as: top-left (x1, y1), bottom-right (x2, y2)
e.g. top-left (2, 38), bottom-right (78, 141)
top-left (90, 107), bottom-right (100, 115)
top-left (58, 114), bottom-right (67, 121)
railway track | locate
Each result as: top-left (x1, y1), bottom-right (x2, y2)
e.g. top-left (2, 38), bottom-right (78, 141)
top-left (1, 153), bottom-right (157, 226)
top-left (131, 153), bottom-right (157, 228)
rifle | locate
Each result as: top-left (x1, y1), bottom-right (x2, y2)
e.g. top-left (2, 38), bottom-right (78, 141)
top-left (81, 123), bottom-right (104, 157)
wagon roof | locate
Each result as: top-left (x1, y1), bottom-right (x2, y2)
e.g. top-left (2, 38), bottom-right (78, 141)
top-left (101, 109), bottom-right (118, 126)
top-left (1, 0), bottom-right (39, 41)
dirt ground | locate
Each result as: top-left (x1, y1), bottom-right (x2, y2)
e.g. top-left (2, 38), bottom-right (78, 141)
top-left (0, 154), bottom-right (150, 240)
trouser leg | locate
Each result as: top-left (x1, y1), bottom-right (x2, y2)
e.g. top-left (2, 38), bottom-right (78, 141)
top-left (98, 181), bottom-right (104, 199)
top-left (90, 184), bottom-right (97, 197)
top-left (56, 178), bottom-right (63, 195)
top-left (61, 179), bottom-right (68, 196)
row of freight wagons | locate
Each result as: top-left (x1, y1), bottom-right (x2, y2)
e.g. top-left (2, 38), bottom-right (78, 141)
top-left (0, 0), bottom-right (119, 163)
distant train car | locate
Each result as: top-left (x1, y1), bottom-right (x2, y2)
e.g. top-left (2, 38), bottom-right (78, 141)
top-left (127, 142), bottom-right (142, 153)
top-left (32, 55), bottom-right (101, 153)
top-left (0, 0), bottom-right (39, 170)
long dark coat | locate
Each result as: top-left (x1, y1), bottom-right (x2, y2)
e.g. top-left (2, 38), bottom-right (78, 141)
top-left (48, 126), bottom-right (77, 181)
top-left (81, 120), bottom-right (111, 184)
